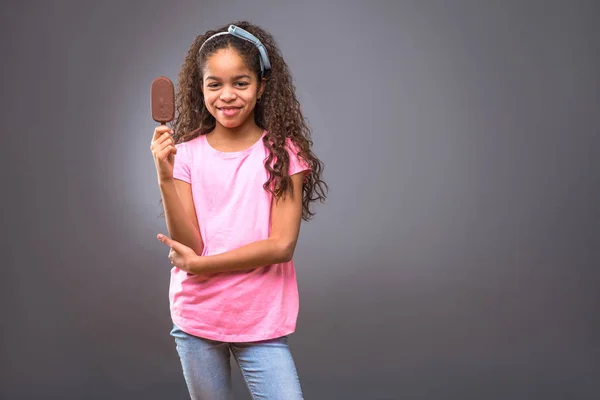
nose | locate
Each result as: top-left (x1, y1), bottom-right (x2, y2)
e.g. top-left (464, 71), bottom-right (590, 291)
top-left (220, 86), bottom-right (237, 102)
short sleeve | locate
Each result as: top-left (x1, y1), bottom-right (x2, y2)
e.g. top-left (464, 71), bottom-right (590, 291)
top-left (172, 142), bottom-right (192, 183)
top-left (286, 138), bottom-right (312, 177)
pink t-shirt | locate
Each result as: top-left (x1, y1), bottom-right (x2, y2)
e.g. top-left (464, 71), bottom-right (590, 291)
top-left (169, 130), bottom-right (310, 342)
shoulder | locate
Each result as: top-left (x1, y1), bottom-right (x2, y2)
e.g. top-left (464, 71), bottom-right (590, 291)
top-left (284, 137), bottom-right (311, 175)
top-left (283, 137), bottom-right (304, 158)
top-left (175, 134), bottom-right (205, 159)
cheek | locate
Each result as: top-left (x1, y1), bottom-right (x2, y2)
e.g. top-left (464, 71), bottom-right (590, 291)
top-left (202, 90), bottom-right (215, 103)
top-left (242, 93), bottom-right (258, 106)
top-left (203, 91), bottom-right (217, 105)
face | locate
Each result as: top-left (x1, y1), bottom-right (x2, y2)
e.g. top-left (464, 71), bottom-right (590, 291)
top-left (202, 48), bottom-right (264, 130)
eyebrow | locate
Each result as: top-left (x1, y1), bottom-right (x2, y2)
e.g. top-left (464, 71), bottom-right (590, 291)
top-left (205, 74), bottom-right (252, 81)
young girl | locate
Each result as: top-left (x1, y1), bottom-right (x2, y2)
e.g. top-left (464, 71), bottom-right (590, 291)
top-left (150, 21), bottom-right (327, 399)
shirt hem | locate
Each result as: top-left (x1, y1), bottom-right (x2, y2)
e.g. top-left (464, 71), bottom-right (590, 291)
top-left (172, 314), bottom-right (297, 343)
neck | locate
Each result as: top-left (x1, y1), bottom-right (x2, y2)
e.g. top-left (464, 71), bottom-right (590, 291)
top-left (211, 115), bottom-right (263, 142)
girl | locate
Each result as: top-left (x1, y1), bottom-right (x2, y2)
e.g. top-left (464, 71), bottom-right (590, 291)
top-left (150, 21), bottom-right (327, 399)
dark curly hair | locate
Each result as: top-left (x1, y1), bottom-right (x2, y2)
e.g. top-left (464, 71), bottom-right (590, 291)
top-left (169, 20), bottom-right (327, 220)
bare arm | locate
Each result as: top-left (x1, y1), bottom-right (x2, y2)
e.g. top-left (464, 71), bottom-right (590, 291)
top-left (151, 125), bottom-right (203, 255)
top-left (185, 172), bottom-right (306, 274)
top-left (160, 179), bottom-right (204, 255)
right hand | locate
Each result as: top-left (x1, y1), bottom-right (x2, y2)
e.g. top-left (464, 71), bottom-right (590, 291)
top-left (150, 125), bottom-right (177, 182)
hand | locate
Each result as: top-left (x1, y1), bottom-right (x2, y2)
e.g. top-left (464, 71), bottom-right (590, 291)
top-left (157, 234), bottom-right (197, 272)
top-left (150, 126), bottom-right (177, 182)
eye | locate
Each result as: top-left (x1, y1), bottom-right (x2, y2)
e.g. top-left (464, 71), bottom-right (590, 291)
top-left (207, 83), bottom-right (221, 89)
top-left (234, 82), bottom-right (250, 88)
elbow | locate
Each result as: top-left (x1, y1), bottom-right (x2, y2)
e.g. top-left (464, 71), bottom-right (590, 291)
top-left (276, 240), bottom-right (296, 263)
top-left (281, 250), bottom-right (294, 263)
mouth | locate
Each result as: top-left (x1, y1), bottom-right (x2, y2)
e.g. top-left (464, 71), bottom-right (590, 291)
top-left (217, 106), bottom-right (242, 117)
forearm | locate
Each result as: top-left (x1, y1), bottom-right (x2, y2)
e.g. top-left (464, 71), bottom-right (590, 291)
top-left (160, 179), bottom-right (204, 255)
top-left (188, 238), bottom-right (293, 274)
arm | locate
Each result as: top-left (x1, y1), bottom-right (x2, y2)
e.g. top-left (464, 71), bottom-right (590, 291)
top-left (160, 178), bottom-right (204, 255)
top-left (186, 172), bottom-right (306, 274)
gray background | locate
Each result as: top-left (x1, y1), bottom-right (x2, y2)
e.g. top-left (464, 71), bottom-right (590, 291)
top-left (1, 0), bottom-right (598, 399)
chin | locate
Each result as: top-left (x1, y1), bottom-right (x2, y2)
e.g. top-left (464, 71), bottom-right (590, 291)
top-left (218, 119), bottom-right (243, 129)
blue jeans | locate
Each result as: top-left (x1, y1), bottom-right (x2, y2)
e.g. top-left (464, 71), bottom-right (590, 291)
top-left (170, 324), bottom-right (304, 399)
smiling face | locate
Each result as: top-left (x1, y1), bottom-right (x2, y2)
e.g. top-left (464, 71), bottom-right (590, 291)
top-left (202, 47), bottom-right (264, 131)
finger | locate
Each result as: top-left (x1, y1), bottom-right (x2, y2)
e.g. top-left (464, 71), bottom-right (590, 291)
top-left (156, 145), bottom-right (177, 160)
top-left (150, 132), bottom-right (175, 151)
top-left (152, 126), bottom-right (174, 141)
top-left (157, 233), bottom-right (174, 247)
top-left (151, 127), bottom-right (172, 144)
top-left (154, 131), bottom-right (174, 144)
top-left (169, 238), bottom-right (190, 254)
top-left (152, 139), bottom-right (176, 156)
top-left (158, 235), bottom-right (187, 255)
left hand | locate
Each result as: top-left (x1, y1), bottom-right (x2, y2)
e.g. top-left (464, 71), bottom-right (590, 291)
top-left (157, 234), bottom-right (197, 272)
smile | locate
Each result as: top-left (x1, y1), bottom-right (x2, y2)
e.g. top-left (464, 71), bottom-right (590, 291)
top-left (217, 107), bottom-right (242, 116)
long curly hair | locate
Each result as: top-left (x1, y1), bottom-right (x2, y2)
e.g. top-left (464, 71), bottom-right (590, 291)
top-left (170, 20), bottom-right (327, 220)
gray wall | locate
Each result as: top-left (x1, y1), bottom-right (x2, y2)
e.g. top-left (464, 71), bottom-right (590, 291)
top-left (1, 0), bottom-right (598, 399)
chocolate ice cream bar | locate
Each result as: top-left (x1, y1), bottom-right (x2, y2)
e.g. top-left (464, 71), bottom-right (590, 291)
top-left (151, 76), bottom-right (175, 124)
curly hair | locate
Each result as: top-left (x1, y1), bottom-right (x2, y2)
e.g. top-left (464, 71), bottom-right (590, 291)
top-left (169, 20), bottom-right (327, 220)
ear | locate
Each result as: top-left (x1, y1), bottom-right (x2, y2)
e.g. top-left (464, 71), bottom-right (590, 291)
top-left (257, 77), bottom-right (267, 99)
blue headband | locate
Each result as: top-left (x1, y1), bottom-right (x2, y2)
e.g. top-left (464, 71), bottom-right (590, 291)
top-left (198, 25), bottom-right (271, 75)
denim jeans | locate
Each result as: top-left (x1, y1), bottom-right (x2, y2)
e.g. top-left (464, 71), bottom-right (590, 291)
top-left (170, 324), bottom-right (304, 400)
